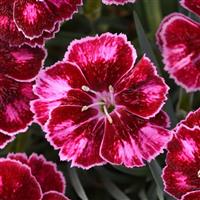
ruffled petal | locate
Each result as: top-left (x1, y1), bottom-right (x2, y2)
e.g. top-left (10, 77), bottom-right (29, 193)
top-left (100, 109), bottom-right (172, 167)
top-left (157, 13), bottom-right (200, 91)
top-left (163, 125), bottom-right (200, 199)
top-left (8, 153), bottom-right (28, 164)
top-left (180, 0), bottom-right (200, 16)
top-left (65, 33), bottom-right (137, 91)
top-left (115, 56), bottom-right (168, 119)
top-left (14, 0), bottom-right (82, 38)
top-left (7, 153), bottom-right (66, 194)
top-left (34, 61), bottom-right (89, 100)
top-left (0, 133), bottom-right (15, 149)
top-left (181, 108), bottom-right (200, 128)
top-left (46, 105), bottom-right (105, 169)
top-left (27, 154), bottom-right (66, 193)
top-left (182, 191), bottom-right (200, 200)
top-left (42, 191), bottom-right (69, 200)
top-left (102, 0), bottom-right (135, 5)
top-left (0, 2), bottom-right (60, 47)
top-left (0, 159), bottom-right (42, 200)
top-left (0, 41), bottom-right (46, 81)
top-left (0, 75), bottom-right (35, 135)
top-left (150, 110), bottom-right (171, 128)
top-left (31, 89), bottom-right (92, 127)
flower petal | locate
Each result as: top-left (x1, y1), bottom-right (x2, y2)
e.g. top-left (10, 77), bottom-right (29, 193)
top-left (0, 2), bottom-right (60, 47)
top-left (163, 125), bottom-right (200, 199)
top-left (46, 105), bottom-right (105, 169)
top-left (181, 108), bottom-right (200, 129)
top-left (34, 61), bottom-right (89, 100)
top-left (150, 110), bottom-right (171, 128)
top-left (115, 56), bottom-right (168, 119)
top-left (0, 133), bottom-right (15, 149)
top-left (157, 13), bottom-right (200, 91)
top-left (42, 191), bottom-right (69, 200)
top-left (14, 0), bottom-right (82, 38)
top-left (100, 109), bottom-right (172, 167)
top-left (0, 75), bottom-right (35, 135)
top-left (65, 33), bottom-right (137, 91)
top-left (0, 159), bottom-right (42, 200)
top-left (102, 0), bottom-right (135, 5)
top-left (8, 153), bottom-right (66, 194)
top-left (180, 0), bottom-right (200, 16)
top-left (182, 191), bottom-right (200, 200)
top-left (27, 154), bottom-right (66, 193)
top-left (0, 41), bottom-right (46, 81)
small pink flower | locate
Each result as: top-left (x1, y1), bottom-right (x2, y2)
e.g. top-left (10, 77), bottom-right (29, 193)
top-left (0, 40), bottom-right (46, 148)
top-left (102, 0), bottom-right (135, 5)
top-left (157, 3), bottom-right (200, 92)
top-left (180, 0), bottom-right (200, 16)
top-left (0, 0), bottom-right (82, 46)
top-left (32, 33), bottom-right (171, 169)
top-left (163, 108), bottom-right (200, 199)
top-left (0, 153), bottom-right (69, 200)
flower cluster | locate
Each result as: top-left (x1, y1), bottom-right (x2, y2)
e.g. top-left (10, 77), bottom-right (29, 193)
top-left (163, 108), bottom-right (200, 200)
top-left (31, 33), bottom-right (171, 169)
top-left (0, 153), bottom-right (69, 200)
top-left (157, 0), bottom-right (200, 92)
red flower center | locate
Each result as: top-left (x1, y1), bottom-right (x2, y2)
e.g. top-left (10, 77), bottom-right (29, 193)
top-left (81, 85), bottom-right (116, 124)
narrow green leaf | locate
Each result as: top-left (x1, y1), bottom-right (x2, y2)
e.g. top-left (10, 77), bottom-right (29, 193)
top-left (97, 169), bottom-right (131, 200)
top-left (133, 11), bottom-right (159, 67)
top-left (69, 168), bottom-right (88, 200)
top-left (133, 11), bottom-right (177, 127)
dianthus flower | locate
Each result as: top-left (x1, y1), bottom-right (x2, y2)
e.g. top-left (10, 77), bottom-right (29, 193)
top-left (157, 1), bottom-right (200, 92)
top-left (32, 33), bottom-right (171, 169)
top-left (163, 108), bottom-right (200, 199)
top-left (0, 40), bottom-right (46, 148)
top-left (0, 0), bottom-right (82, 46)
top-left (0, 153), bottom-right (69, 200)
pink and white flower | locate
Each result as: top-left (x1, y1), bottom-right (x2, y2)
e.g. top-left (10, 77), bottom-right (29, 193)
top-left (0, 40), bottom-right (46, 148)
top-left (0, 153), bottom-right (69, 200)
top-left (157, 2), bottom-right (200, 92)
top-left (163, 108), bottom-right (200, 199)
top-left (32, 33), bottom-right (171, 169)
top-left (0, 0), bottom-right (81, 46)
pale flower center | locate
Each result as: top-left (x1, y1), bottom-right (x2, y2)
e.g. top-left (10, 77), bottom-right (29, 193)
top-left (81, 85), bottom-right (115, 124)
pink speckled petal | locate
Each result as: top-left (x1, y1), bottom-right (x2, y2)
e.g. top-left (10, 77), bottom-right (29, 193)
top-left (182, 191), bottom-right (200, 200)
top-left (157, 13), bottom-right (200, 92)
top-left (14, 0), bottom-right (82, 38)
top-left (100, 109), bottom-right (172, 167)
top-left (0, 41), bottom-right (46, 81)
top-left (180, 0), bottom-right (200, 16)
top-left (65, 33), bottom-right (137, 91)
top-left (34, 61), bottom-right (89, 100)
top-left (0, 75), bottom-right (35, 135)
top-left (42, 191), bottom-right (69, 200)
top-left (115, 56), bottom-right (168, 119)
top-left (163, 125), bottom-right (200, 199)
top-left (8, 153), bottom-right (28, 164)
top-left (102, 0), bottom-right (135, 5)
top-left (46, 105), bottom-right (106, 169)
top-left (0, 2), bottom-right (59, 47)
top-left (0, 159), bottom-right (42, 200)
